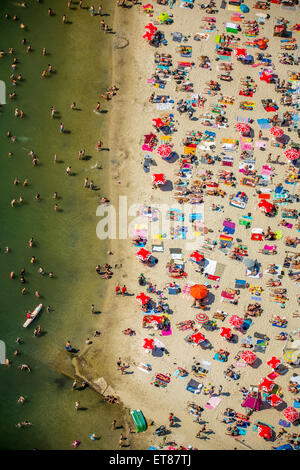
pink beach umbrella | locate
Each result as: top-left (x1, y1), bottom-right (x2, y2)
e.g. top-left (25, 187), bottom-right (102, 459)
top-left (266, 394), bottom-right (283, 407)
top-left (220, 327), bottom-right (232, 339)
top-left (156, 144), bottom-right (172, 158)
top-left (285, 148), bottom-right (299, 161)
top-left (240, 350), bottom-right (257, 365)
top-left (152, 173), bottom-right (166, 185)
top-left (270, 127), bottom-right (284, 137)
top-left (283, 407), bottom-right (299, 423)
top-left (236, 122), bottom-right (250, 133)
top-left (229, 315), bottom-right (244, 328)
top-left (267, 357), bottom-right (281, 370)
top-left (136, 248), bottom-right (151, 262)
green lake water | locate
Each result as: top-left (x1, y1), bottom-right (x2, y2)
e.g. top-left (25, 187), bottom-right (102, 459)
top-left (0, 0), bottom-right (127, 450)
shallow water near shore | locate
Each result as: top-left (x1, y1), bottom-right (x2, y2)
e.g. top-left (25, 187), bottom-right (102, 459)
top-left (0, 0), bottom-right (128, 450)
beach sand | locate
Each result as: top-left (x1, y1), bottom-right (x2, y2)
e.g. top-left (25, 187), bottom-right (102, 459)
top-left (73, 1), bottom-right (300, 450)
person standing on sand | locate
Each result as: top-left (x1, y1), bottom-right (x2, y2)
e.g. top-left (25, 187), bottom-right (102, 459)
top-left (117, 357), bottom-right (122, 369)
top-left (112, 419), bottom-right (116, 430)
top-left (91, 304), bottom-right (95, 314)
top-left (75, 401), bottom-right (80, 411)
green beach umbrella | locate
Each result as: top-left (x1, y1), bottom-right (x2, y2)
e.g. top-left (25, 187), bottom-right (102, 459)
top-left (159, 12), bottom-right (169, 22)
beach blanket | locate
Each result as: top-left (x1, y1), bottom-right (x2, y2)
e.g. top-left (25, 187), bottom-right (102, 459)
top-left (205, 396), bottom-right (222, 409)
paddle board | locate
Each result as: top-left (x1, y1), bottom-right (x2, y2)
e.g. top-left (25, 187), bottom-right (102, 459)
top-left (23, 304), bottom-right (42, 328)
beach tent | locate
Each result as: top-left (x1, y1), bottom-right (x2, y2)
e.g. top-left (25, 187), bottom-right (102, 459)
top-left (136, 293), bottom-right (151, 305)
top-left (190, 284), bottom-right (208, 300)
top-left (136, 248), bottom-right (151, 262)
top-left (220, 327), bottom-right (232, 339)
top-left (242, 392), bottom-right (262, 411)
top-left (267, 357), bottom-right (281, 369)
top-left (283, 407), bottom-right (299, 423)
top-left (152, 173), bottom-right (166, 185)
top-left (241, 350), bottom-right (257, 365)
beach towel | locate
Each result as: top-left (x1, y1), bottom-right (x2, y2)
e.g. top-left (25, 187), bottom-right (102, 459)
top-left (205, 396), bottom-right (222, 409)
top-left (278, 419), bottom-right (291, 428)
top-left (203, 258), bottom-right (217, 275)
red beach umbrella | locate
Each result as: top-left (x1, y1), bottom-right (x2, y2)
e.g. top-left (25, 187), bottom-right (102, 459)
top-left (266, 394), bottom-right (283, 407)
top-left (136, 248), bottom-right (151, 262)
top-left (229, 315), bottom-right (244, 328)
top-left (156, 144), bottom-right (172, 157)
top-left (190, 251), bottom-right (204, 263)
top-left (241, 350), bottom-right (257, 365)
top-left (258, 199), bottom-right (274, 214)
top-left (191, 332), bottom-right (205, 344)
top-left (236, 122), bottom-right (250, 133)
top-left (234, 48), bottom-right (247, 58)
top-left (152, 173), bottom-right (166, 185)
top-left (195, 312), bottom-right (209, 324)
top-left (152, 118), bottom-right (165, 128)
top-left (283, 407), bottom-right (299, 423)
top-left (136, 293), bottom-right (150, 305)
top-left (143, 338), bottom-right (154, 350)
top-left (258, 424), bottom-right (272, 439)
top-left (259, 377), bottom-right (275, 392)
top-left (285, 148), bottom-right (299, 161)
top-left (190, 284), bottom-right (208, 300)
top-left (270, 127), bottom-right (284, 137)
top-left (145, 23), bottom-right (157, 33)
top-left (143, 31), bottom-right (154, 40)
top-left (220, 327), bottom-right (232, 339)
top-left (267, 357), bottom-right (281, 369)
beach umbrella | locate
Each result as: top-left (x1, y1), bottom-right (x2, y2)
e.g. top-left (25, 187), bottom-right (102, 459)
top-left (190, 251), bottom-right (204, 263)
top-left (152, 173), bottom-right (166, 185)
top-left (143, 4), bottom-right (153, 9)
top-left (259, 378), bottom-right (275, 392)
top-left (234, 48), bottom-right (247, 58)
top-left (270, 127), bottom-right (284, 137)
top-left (145, 23), bottom-right (157, 33)
top-left (136, 248), bottom-right (151, 262)
top-left (236, 122), bottom-right (250, 133)
top-left (283, 407), bottom-right (299, 423)
top-left (260, 70), bottom-right (272, 83)
top-left (258, 199), bottom-right (274, 214)
top-left (136, 293), bottom-right (150, 305)
top-left (258, 424), bottom-right (272, 439)
top-left (195, 312), bottom-right (209, 324)
top-left (143, 338), bottom-right (154, 350)
top-left (191, 332), bottom-right (205, 344)
top-left (156, 144), bottom-right (172, 157)
top-left (285, 148), bottom-right (299, 161)
top-left (267, 357), bottom-right (281, 369)
top-left (152, 118), bottom-right (165, 128)
top-left (190, 284), bottom-right (208, 300)
top-left (229, 315), bottom-right (244, 328)
top-left (220, 327), bottom-right (232, 339)
top-left (241, 350), bottom-right (257, 365)
top-left (266, 394), bottom-right (283, 407)
top-left (283, 349), bottom-right (298, 363)
top-left (153, 338), bottom-right (165, 349)
top-left (159, 12), bottom-right (169, 22)
top-left (143, 31), bottom-right (154, 41)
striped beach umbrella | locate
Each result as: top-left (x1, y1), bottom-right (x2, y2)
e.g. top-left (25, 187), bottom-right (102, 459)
top-left (241, 350), bottom-right (257, 365)
top-left (195, 312), bottom-right (209, 324)
top-left (270, 127), bottom-right (284, 137)
top-left (283, 407), bottom-right (299, 423)
top-left (236, 122), bottom-right (250, 133)
top-left (285, 148), bottom-right (299, 161)
top-left (283, 349), bottom-right (297, 363)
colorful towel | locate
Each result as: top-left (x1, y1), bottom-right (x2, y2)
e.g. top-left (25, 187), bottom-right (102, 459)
top-left (205, 396), bottom-right (222, 409)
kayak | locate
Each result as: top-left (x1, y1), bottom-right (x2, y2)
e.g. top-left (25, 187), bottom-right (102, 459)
top-left (130, 409), bottom-right (147, 433)
top-left (23, 304), bottom-right (43, 328)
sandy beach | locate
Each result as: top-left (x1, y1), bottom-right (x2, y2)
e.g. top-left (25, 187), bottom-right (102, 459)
top-left (73, 0), bottom-right (300, 451)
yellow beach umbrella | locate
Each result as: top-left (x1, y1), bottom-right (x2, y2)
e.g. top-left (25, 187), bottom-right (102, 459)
top-left (159, 12), bottom-right (169, 22)
top-left (283, 349), bottom-right (298, 363)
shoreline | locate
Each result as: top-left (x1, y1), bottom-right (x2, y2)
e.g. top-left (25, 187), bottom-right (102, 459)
top-left (71, 1), bottom-right (300, 451)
